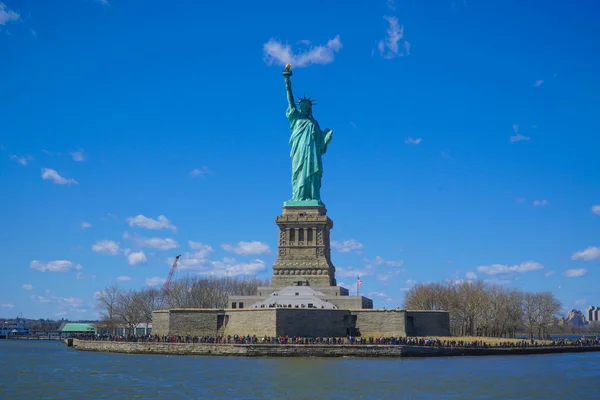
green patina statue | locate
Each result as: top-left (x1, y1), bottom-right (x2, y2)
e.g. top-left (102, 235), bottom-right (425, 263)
top-left (282, 64), bottom-right (333, 207)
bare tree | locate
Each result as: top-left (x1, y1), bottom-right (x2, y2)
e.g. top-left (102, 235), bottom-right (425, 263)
top-left (96, 285), bottom-right (123, 335)
top-left (587, 321), bottom-right (600, 334)
top-left (138, 287), bottom-right (166, 325)
top-left (504, 289), bottom-right (524, 338)
top-left (163, 275), bottom-right (269, 309)
top-left (404, 280), bottom-right (561, 339)
top-left (114, 290), bottom-right (143, 336)
top-left (535, 292), bottom-right (561, 339)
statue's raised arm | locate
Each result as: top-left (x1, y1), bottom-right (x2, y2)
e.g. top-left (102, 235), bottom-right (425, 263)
top-left (282, 64), bottom-right (295, 111)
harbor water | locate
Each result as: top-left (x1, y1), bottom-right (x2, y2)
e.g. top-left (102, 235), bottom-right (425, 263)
top-left (1, 340), bottom-right (599, 399)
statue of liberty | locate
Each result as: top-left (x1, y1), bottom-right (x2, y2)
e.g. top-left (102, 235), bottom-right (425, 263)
top-left (282, 64), bottom-right (333, 207)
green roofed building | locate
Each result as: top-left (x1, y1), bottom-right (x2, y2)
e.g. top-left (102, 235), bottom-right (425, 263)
top-left (60, 323), bottom-right (96, 334)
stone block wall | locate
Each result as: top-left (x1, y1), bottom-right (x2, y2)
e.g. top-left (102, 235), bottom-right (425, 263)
top-left (224, 309), bottom-right (277, 337)
top-left (328, 296), bottom-right (373, 310)
top-left (152, 308), bottom-right (450, 338)
top-left (228, 296), bottom-right (263, 309)
top-left (151, 310), bottom-right (170, 336)
top-left (405, 311), bottom-right (450, 337)
top-left (276, 309), bottom-right (351, 337)
top-left (168, 309), bottom-right (226, 337)
top-left (352, 310), bottom-right (406, 337)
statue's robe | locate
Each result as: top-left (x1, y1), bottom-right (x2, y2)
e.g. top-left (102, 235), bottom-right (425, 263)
top-left (286, 105), bottom-right (332, 202)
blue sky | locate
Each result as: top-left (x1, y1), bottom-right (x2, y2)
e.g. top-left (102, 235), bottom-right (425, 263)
top-left (1, 0), bottom-right (599, 319)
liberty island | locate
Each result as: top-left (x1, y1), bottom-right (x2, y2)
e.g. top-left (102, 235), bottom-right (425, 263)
top-left (144, 65), bottom-right (450, 339)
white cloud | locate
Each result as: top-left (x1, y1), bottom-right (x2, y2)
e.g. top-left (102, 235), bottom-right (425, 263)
top-left (336, 266), bottom-right (369, 278)
top-left (545, 271), bottom-right (556, 277)
top-left (176, 253), bottom-right (209, 270)
top-left (534, 80), bottom-right (544, 87)
top-left (575, 298), bottom-right (587, 306)
top-left (365, 256), bottom-right (403, 268)
top-left (126, 215), bottom-right (176, 232)
top-left (510, 124), bottom-right (530, 143)
top-left (376, 274), bottom-right (391, 281)
top-left (21, 284), bottom-right (33, 290)
top-left (41, 168), bottom-right (78, 185)
top-left (221, 241), bottom-right (270, 255)
top-left (55, 296), bottom-right (83, 307)
top-left (33, 295), bottom-right (84, 308)
top-left (146, 276), bottom-right (166, 287)
top-left (174, 242), bottom-right (215, 270)
top-left (69, 149), bottom-right (85, 162)
top-left (81, 221), bottom-right (92, 230)
top-left (263, 35), bottom-right (342, 68)
top-left (368, 291), bottom-right (388, 298)
top-left (0, 302), bottom-right (15, 309)
top-left (9, 154), bottom-right (32, 165)
top-left (331, 239), bottom-right (364, 253)
top-left (378, 16), bottom-right (410, 59)
top-left (563, 268), bottom-right (587, 278)
top-left (190, 167), bottom-right (211, 177)
top-left (533, 200), bottom-right (548, 207)
top-left (405, 137), bottom-right (422, 145)
top-left (31, 295), bottom-right (51, 303)
top-left (128, 251), bottom-right (147, 265)
top-left (91, 240), bottom-right (121, 256)
top-left (138, 237), bottom-right (179, 250)
top-left (387, 0), bottom-right (396, 10)
top-left (592, 205), bottom-right (600, 216)
top-left (207, 258), bottom-right (266, 276)
top-left (510, 134), bottom-right (530, 143)
top-left (76, 271), bottom-right (95, 281)
top-left (0, 3), bottom-right (20, 25)
top-left (116, 276), bottom-right (131, 282)
top-left (477, 261), bottom-right (543, 275)
top-left (30, 260), bottom-right (83, 273)
top-left (571, 246), bottom-right (600, 261)
top-left (189, 240), bottom-right (214, 254)
top-left (465, 271), bottom-right (477, 280)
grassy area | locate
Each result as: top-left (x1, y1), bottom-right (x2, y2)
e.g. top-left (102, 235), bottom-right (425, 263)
top-left (416, 336), bottom-right (554, 345)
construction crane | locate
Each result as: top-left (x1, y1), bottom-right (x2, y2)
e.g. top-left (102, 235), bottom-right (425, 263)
top-left (163, 254), bottom-right (181, 293)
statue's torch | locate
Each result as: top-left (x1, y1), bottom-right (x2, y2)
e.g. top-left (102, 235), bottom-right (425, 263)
top-left (283, 63), bottom-right (292, 77)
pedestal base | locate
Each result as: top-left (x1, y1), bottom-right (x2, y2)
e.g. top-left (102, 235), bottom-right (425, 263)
top-left (272, 206), bottom-right (336, 287)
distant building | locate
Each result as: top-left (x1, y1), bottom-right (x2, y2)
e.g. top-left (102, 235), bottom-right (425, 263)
top-left (565, 309), bottom-right (587, 328)
top-left (60, 323), bottom-right (96, 334)
top-left (587, 306), bottom-right (599, 322)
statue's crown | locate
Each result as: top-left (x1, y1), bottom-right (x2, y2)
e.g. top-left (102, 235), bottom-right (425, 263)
top-left (296, 94), bottom-right (317, 106)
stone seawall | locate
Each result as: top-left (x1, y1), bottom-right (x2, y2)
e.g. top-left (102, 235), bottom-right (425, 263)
top-left (72, 340), bottom-right (402, 357)
top-left (71, 340), bottom-right (600, 358)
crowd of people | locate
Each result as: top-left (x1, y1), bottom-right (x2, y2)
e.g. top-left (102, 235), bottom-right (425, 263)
top-left (71, 333), bottom-right (600, 348)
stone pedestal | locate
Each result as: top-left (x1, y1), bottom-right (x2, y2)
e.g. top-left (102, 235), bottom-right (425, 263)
top-left (272, 206), bottom-right (336, 287)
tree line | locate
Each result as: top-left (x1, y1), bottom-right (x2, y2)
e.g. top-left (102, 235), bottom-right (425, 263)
top-left (403, 280), bottom-right (563, 339)
top-left (96, 276), bottom-right (269, 335)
